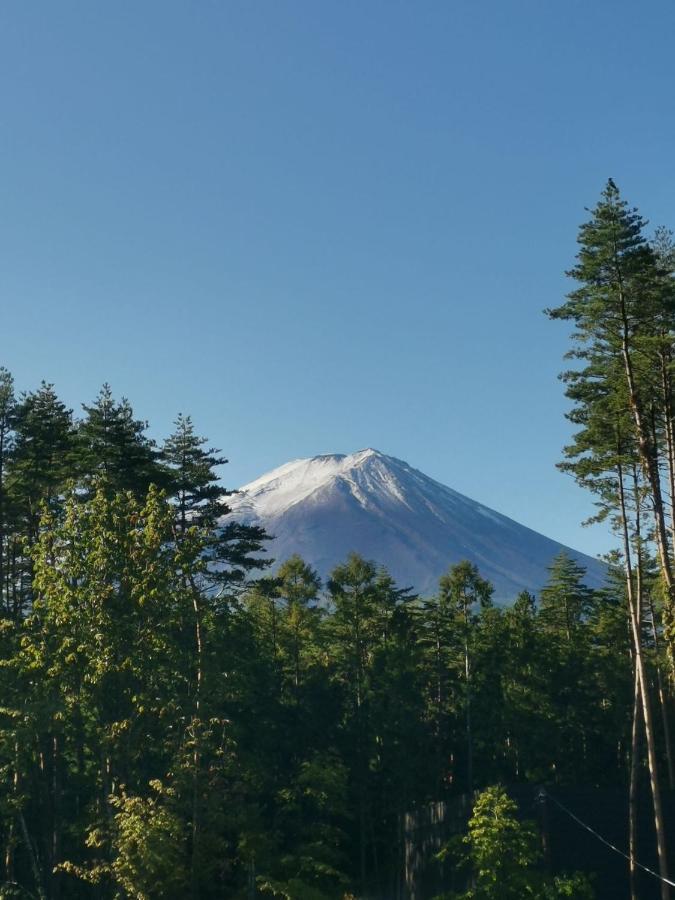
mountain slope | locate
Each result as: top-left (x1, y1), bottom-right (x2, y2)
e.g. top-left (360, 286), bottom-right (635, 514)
top-left (227, 448), bottom-right (606, 601)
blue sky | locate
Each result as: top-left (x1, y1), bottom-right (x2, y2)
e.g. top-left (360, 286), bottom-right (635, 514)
top-left (2, 1), bottom-right (674, 558)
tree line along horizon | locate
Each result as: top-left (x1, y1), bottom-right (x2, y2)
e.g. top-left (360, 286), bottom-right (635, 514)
top-left (1, 179), bottom-right (675, 899)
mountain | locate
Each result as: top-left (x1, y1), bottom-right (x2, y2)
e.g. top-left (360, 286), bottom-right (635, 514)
top-left (227, 448), bottom-right (606, 602)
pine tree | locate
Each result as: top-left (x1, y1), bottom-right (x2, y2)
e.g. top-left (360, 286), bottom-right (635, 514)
top-left (10, 383), bottom-right (75, 535)
top-left (5, 382), bottom-right (76, 618)
top-left (162, 413), bottom-right (271, 591)
top-left (499, 592), bottom-right (555, 782)
top-left (0, 369), bottom-right (16, 616)
top-left (539, 552), bottom-right (593, 643)
top-left (438, 561), bottom-right (493, 794)
top-left (549, 181), bottom-right (675, 898)
top-left (548, 180), bottom-right (675, 636)
top-left (275, 555), bottom-right (323, 691)
top-left (76, 383), bottom-right (167, 497)
top-left (162, 414), bottom-right (228, 535)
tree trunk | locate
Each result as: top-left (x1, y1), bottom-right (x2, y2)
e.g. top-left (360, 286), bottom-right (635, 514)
top-left (463, 595), bottom-right (473, 795)
top-left (0, 423), bottom-right (5, 613)
top-left (190, 578), bottom-right (203, 900)
top-left (19, 810), bottom-right (46, 900)
top-left (51, 732), bottom-right (62, 900)
top-left (659, 349), bottom-right (675, 557)
top-left (4, 738), bottom-right (20, 886)
top-left (647, 595), bottom-right (675, 789)
top-left (619, 460), bottom-right (671, 899)
top-left (619, 287), bottom-right (675, 617)
top-left (630, 663), bottom-right (642, 900)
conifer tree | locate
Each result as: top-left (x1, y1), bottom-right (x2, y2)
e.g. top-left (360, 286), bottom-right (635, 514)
top-left (499, 592), bottom-right (555, 782)
top-left (327, 554), bottom-right (415, 895)
top-left (438, 561), bottom-right (493, 793)
top-left (5, 383), bottom-right (76, 619)
top-left (162, 414), bottom-right (228, 535)
top-left (549, 180), bottom-right (675, 635)
top-left (0, 369), bottom-right (16, 615)
top-left (328, 554), bottom-right (380, 893)
top-left (549, 181), bottom-right (675, 898)
top-left (162, 414), bottom-right (271, 590)
top-left (10, 383), bottom-right (75, 535)
top-left (275, 555), bottom-right (322, 691)
top-left (539, 552), bottom-right (593, 642)
top-left (76, 384), bottom-right (166, 497)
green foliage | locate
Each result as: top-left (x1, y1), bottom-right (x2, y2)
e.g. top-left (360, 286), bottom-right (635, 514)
top-left (0, 364), bottom-right (665, 898)
top-left (163, 413), bottom-right (271, 589)
top-left (441, 786), bottom-right (593, 900)
top-left (59, 781), bottom-right (187, 899)
top-left (539, 553), bottom-right (594, 641)
top-left (76, 384), bottom-right (167, 498)
top-left (162, 414), bottom-right (227, 526)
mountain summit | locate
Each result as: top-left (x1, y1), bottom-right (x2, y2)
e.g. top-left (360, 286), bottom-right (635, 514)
top-left (228, 449), bottom-right (605, 601)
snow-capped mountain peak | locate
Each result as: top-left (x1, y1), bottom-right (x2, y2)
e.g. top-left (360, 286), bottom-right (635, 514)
top-left (228, 449), bottom-right (605, 601)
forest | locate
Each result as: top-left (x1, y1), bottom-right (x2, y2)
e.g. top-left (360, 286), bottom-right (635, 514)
top-left (1, 181), bottom-right (675, 899)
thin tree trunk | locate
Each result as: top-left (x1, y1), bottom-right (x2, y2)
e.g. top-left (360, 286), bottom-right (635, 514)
top-left (435, 621), bottom-right (443, 794)
top-left (463, 594), bottom-right (473, 795)
top-left (4, 738), bottom-right (20, 885)
top-left (630, 663), bottom-right (642, 900)
top-left (619, 284), bottom-right (675, 612)
top-left (293, 611), bottom-right (300, 690)
top-left (464, 635), bottom-right (473, 794)
top-left (619, 458), bottom-right (671, 900)
top-left (51, 732), bottom-right (62, 900)
top-left (190, 577), bottom-right (203, 900)
top-left (0, 423), bottom-right (5, 613)
top-left (647, 595), bottom-right (675, 789)
top-left (19, 811), bottom-right (46, 900)
top-left (633, 460), bottom-right (675, 791)
top-left (659, 349), bottom-right (675, 556)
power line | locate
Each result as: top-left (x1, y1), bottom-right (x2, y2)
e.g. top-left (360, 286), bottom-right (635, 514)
top-left (539, 789), bottom-right (675, 889)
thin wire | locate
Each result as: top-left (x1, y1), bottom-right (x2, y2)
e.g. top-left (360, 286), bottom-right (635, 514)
top-left (543, 790), bottom-right (675, 889)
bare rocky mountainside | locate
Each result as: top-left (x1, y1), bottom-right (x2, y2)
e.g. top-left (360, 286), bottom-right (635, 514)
top-left (228, 448), bottom-right (606, 602)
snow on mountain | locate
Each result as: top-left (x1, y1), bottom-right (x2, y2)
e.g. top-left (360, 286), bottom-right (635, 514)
top-left (227, 448), bottom-right (606, 602)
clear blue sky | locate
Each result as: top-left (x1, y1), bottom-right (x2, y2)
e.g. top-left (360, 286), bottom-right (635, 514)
top-left (2, 1), bottom-right (674, 559)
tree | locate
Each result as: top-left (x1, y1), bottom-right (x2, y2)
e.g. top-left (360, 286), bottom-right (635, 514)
top-left (256, 751), bottom-right (351, 900)
top-left (539, 553), bottom-right (593, 643)
top-left (76, 384), bottom-right (167, 497)
top-left (443, 785), bottom-right (594, 900)
top-left (275, 555), bottom-right (323, 692)
top-left (4, 382), bottom-right (76, 620)
top-left (549, 181), bottom-right (674, 897)
top-left (327, 554), bottom-right (382, 894)
top-left (163, 414), bottom-right (271, 592)
top-left (548, 179), bottom-right (675, 641)
top-left (438, 562), bottom-right (493, 794)
top-left (162, 414), bottom-right (228, 536)
top-left (327, 554), bottom-right (415, 896)
top-left (9, 382), bottom-right (75, 536)
top-left (0, 369), bottom-right (16, 616)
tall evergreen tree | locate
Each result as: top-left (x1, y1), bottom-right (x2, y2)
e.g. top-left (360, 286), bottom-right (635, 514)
top-left (0, 369), bottom-right (16, 616)
top-left (162, 414), bottom-right (271, 590)
top-left (76, 384), bottom-right (166, 497)
top-left (548, 179), bottom-right (675, 637)
top-left (5, 383), bottom-right (76, 619)
top-left (438, 561), bottom-right (493, 794)
top-left (549, 181), bottom-right (675, 898)
top-left (539, 552), bottom-right (594, 642)
top-left (275, 555), bottom-right (323, 692)
top-left (162, 414), bottom-right (228, 535)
